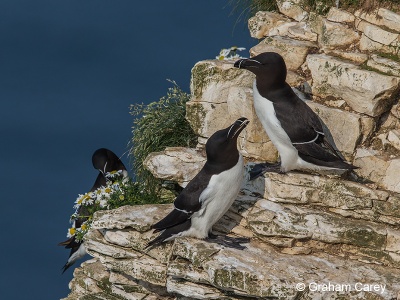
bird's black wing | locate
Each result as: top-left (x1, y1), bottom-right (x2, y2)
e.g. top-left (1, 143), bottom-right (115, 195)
top-left (147, 219), bottom-right (191, 248)
top-left (294, 142), bottom-right (356, 169)
top-left (151, 169), bottom-right (212, 231)
top-left (271, 86), bottom-right (356, 169)
top-left (272, 86), bottom-right (323, 144)
top-left (90, 172), bottom-right (107, 191)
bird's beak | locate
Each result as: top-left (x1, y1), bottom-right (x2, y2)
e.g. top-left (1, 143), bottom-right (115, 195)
top-left (227, 117), bottom-right (249, 139)
top-left (234, 58), bottom-right (261, 70)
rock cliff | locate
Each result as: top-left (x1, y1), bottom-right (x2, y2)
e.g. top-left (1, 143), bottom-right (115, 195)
top-left (64, 2), bottom-right (400, 299)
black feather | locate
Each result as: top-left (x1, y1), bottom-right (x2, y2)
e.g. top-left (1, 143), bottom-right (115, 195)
top-left (151, 209), bottom-right (191, 232)
top-left (147, 220), bottom-right (191, 248)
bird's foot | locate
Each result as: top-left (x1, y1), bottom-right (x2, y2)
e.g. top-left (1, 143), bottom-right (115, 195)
top-left (249, 162), bottom-right (282, 181)
top-left (206, 234), bottom-right (249, 250)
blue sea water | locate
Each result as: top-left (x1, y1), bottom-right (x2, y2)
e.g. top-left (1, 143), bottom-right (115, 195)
top-left (0, 1), bottom-right (254, 299)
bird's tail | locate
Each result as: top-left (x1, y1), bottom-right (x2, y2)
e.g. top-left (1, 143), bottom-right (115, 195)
top-left (61, 262), bottom-right (73, 274)
top-left (146, 219), bottom-right (191, 249)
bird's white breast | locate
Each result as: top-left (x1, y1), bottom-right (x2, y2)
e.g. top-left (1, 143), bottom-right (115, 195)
top-left (252, 81), bottom-right (299, 171)
top-left (67, 244), bottom-right (86, 265)
top-left (183, 155), bottom-right (244, 239)
top-left (252, 81), bottom-right (336, 172)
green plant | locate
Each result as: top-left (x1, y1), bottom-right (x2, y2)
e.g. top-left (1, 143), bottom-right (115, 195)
top-left (64, 82), bottom-right (197, 245)
top-left (129, 81), bottom-right (197, 196)
top-left (228, 0), bottom-right (278, 23)
top-left (68, 171), bottom-right (168, 242)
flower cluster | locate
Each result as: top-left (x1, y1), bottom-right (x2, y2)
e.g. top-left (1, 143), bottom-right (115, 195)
top-left (216, 46), bottom-right (246, 61)
top-left (66, 170), bottom-right (127, 242)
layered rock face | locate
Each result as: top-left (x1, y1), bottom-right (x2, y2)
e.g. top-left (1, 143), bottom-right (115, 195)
top-left (64, 2), bottom-right (400, 300)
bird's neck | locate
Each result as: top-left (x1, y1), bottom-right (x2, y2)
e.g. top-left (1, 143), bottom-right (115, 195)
top-left (255, 79), bottom-right (292, 102)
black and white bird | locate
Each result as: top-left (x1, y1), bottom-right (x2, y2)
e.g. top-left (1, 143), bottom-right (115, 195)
top-left (147, 117), bottom-right (249, 248)
top-left (58, 148), bottom-right (128, 273)
top-left (234, 52), bottom-right (356, 180)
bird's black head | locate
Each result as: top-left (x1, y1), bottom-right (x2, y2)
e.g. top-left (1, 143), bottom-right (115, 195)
top-left (234, 52), bottom-right (287, 90)
top-left (205, 117), bottom-right (249, 169)
top-left (92, 148), bottom-right (127, 174)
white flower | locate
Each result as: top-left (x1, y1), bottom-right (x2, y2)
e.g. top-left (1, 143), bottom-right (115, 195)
top-left (216, 48), bottom-right (231, 60)
top-left (67, 173), bottom-right (130, 242)
top-left (74, 192), bottom-right (95, 208)
top-left (105, 170), bottom-right (123, 180)
top-left (111, 182), bottom-right (122, 192)
top-left (69, 213), bottom-right (78, 223)
top-left (74, 194), bottom-right (84, 204)
top-left (230, 46), bottom-right (246, 51)
top-left (66, 226), bottom-right (76, 238)
top-left (98, 199), bottom-right (108, 208)
top-left (215, 46), bottom-right (246, 61)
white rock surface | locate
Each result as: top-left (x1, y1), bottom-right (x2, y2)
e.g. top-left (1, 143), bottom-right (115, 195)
top-left (286, 22), bottom-right (318, 41)
top-left (248, 11), bottom-right (290, 39)
top-left (327, 7), bottom-right (355, 23)
top-left (307, 102), bottom-right (374, 157)
top-left (354, 148), bottom-right (400, 193)
top-left (356, 20), bottom-right (399, 46)
top-left (359, 33), bottom-right (396, 54)
top-left (319, 18), bottom-right (359, 48)
top-left (307, 54), bottom-right (400, 116)
top-left (355, 8), bottom-right (400, 33)
top-left (277, 0), bottom-right (308, 22)
top-left (250, 36), bottom-right (317, 70)
top-left (324, 50), bottom-right (368, 64)
top-left (367, 54), bottom-right (400, 77)
top-left (388, 130), bottom-right (400, 150)
top-left (64, 202), bottom-right (400, 299)
top-left (187, 60), bottom-right (278, 161)
top-left (144, 147), bottom-right (205, 187)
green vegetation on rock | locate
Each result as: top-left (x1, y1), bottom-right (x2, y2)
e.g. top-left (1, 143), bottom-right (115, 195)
top-left (229, 0), bottom-right (278, 23)
top-left (129, 80), bottom-right (197, 199)
top-left (65, 82), bottom-right (197, 245)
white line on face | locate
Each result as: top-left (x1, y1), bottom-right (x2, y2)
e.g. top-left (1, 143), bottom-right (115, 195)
top-left (227, 119), bottom-right (248, 139)
top-left (238, 58), bottom-right (261, 69)
top-left (246, 59), bottom-right (262, 64)
top-left (227, 124), bottom-right (234, 139)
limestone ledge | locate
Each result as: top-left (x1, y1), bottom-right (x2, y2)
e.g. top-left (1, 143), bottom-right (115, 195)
top-left (146, 147), bottom-right (400, 225)
top-left (62, 201), bottom-right (400, 300)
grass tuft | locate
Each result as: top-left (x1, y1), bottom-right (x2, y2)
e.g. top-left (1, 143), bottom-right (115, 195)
top-left (129, 80), bottom-right (197, 199)
top-left (228, 0), bottom-right (278, 24)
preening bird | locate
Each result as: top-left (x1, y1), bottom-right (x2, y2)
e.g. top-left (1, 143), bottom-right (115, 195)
top-left (58, 148), bottom-right (127, 273)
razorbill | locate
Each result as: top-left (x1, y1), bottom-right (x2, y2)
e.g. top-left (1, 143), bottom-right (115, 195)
top-left (234, 52), bottom-right (356, 179)
top-left (58, 148), bottom-right (128, 273)
top-left (147, 117), bottom-right (250, 248)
